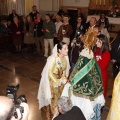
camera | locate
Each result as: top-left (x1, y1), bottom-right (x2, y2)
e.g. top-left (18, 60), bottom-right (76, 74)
top-left (113, 62), bottom-right (120, 71)
top-left (76, 31), bottom-right (81, 44)
top-left (6, 84), bottom-right (27, 119)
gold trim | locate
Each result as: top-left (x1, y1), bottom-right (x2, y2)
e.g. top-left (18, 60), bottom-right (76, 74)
top-left (73, 91), bottom-right (103, 101)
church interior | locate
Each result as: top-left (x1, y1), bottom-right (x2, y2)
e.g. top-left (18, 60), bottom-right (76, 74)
top-left (0, 0), bottom-right (120, 120)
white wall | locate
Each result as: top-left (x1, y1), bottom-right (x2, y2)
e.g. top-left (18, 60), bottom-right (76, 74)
top-left (63, 0), bottom-right (90, 7)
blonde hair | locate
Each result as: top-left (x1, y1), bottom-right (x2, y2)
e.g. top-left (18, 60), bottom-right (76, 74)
top-left (83, 27), bottom-right (98, 51)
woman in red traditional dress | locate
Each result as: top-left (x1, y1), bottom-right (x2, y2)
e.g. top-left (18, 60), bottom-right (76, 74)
top-left (94, 34), bottom-right (110, 97)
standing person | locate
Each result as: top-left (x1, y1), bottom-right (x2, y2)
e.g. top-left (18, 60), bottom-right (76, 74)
top-left (8, 9), bottom-right (19, 23)
top-left (70, 8), bottom-right (85, 26)
top-left (69, 31), bottom-right (84, 69)
top-left (24, 15), bottom-right (35, 53)
top-left (72, 16), bottom-right (86, 40)
top-left (94, 34), bottom-right (110, 97)
top-left (42, 14), bottom-right (56, 58)
top-left (57, 15), bottom-right (73, 45)
top-left (54, 14), bottom-right (63, 45)
top-left (106, 71), bottom-right (120, 120)
top-left (29, 5), bottom-right (39, 21)
top-left (34, 13), bottom-right (44, 55)
top-left (110, 30), bottom-right (120, 79)
top-left (61, 28), bottom-right (105, 120)
top-left (37, 42), bottom-right (70, 120)
top-left (11, 16), bottom-right (23, 52)
top-left (98, 13), bottom-right (109, 30)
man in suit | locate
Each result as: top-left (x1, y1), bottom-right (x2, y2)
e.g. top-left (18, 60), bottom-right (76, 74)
top-left (8, 9), bottom-right (19, 23)
top-left (29, 5), bottom-right (39, 21)
top-left (53, 96), bottom-right (86, 120)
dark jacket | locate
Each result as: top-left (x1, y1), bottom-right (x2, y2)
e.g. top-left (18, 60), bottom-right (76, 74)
top-left (0, 25), bottom-right (12, 36)
top-left (43, 20), bottom-right (56, 39)
top-left (69, 41), bottom-right (84, 64)
top-left (34, 19), bottom-right (44, 37)
top-left (8, 13), bottom-right (19, 23)
top-left (110, 35), bottom-right (120, 63)
top-left (98, 17), bottom-right (109, 29)
top-left (53, 106), bottom-right (86, 120)
top-left (29, 11), bottom-right (39, 21)
top-left (11, 22), bottom-right (23, 39)
top-left (73, 24), bottom-right (86, 38)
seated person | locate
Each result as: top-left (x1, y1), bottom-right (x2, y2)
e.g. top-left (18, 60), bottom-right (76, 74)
top-left (53, 96), bottom-right (86, 120)
top-left (0, 96), bottom-right (29, 120)
top-left (0, 20), bottom-right (12, 36)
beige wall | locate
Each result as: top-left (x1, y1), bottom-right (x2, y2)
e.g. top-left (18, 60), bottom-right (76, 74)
top-left (25, 0), bottom-right (33, 15)
top-left (63, 0), bottom-right (90, 7)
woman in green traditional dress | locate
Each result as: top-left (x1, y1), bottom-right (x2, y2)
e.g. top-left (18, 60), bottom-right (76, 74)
top-left (61, 27), bottom-right (105, 120)
top-left (37, 42), bottom-right (70, 120)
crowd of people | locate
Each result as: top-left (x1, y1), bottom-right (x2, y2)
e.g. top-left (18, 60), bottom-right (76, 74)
top-left (0, 5), bottom-right (120, 120)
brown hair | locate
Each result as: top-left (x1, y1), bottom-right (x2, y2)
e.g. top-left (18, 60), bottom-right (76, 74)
top-left (95, 34), bottom-right (109, 54)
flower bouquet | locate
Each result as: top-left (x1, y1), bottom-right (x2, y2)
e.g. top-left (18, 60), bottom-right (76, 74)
top-left (109, 0), bottom-right (120, 17)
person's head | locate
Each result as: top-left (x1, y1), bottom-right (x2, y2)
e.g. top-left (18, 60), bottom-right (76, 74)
top-left (12, 9), bottom-right (16, 14)
top-left (57, 96), bottom-right (72, 114)
top-left (32, 5), bottom-right (37, 12)
top-left (7, 20), bottom-right (11, 26)
top-left (63, 15), bottom-right (70, 24)
top-left (57, 42), bottom-right (68, 56)
top-left (79, 31), bottom-right (85, 40)
top-left (77, 16), bottom-right (82, 24)
top-left (96, 34), bottom-right (109, 54)
top-left (13, 16), bottom-right (19, 24)
top-left (26, 15), bottom-right (32, 22)
top-left (90, 17), bottom-right (97, 27)
top-left (0, 96), bottom-right (15, 120)
top-left (77, 8), bottom-right (82, 14)
top-left (1, 20), bottom-right (7, 26)
top-left (45, 14), bottom-right (51, 22)
top-left (83, 27), bottom-right (98, 51)
top-left (99, 22), bottom-right (105, 29)
top-left (100, 13), bottom-right (106, 19)
top-left (55, 14), bottom-right (62, 22)
top-left (36, 13), bottom-right (41, 19)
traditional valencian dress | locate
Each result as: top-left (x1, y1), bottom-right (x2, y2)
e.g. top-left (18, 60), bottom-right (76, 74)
top-left (61, 48), bottom-right (105, 120)
top-left (107, 72), bottom-right (120, 120)
top-left (37, 45), bottom-right (70, 120)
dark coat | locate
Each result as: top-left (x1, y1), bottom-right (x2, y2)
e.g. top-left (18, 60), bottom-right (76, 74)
top-left (34, 19), bottom-right (44, 37)
top-left (0, 25), bottom-right (12, 36)
top-left (8, 13), bottom-right (19, 23)
top-left (98, 17), bottom-right (109, 29)
top-left (29, 11), bottom-right (39, 21)
top-left (53, 106), bottom-right (86, 120)
top-left (11, 22), bottom-right (23, 39)
top-left (110, 35), bottom-right (120, 63)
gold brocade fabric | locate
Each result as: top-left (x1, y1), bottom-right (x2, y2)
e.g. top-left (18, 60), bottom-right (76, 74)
top-left (107, 72), bottom-right (120, 120)
top-left (41, 57), bottom-right (67, 120)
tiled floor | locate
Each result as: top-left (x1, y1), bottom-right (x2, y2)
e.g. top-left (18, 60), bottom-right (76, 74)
top-left (0, 48), bottom-right (114, 120)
